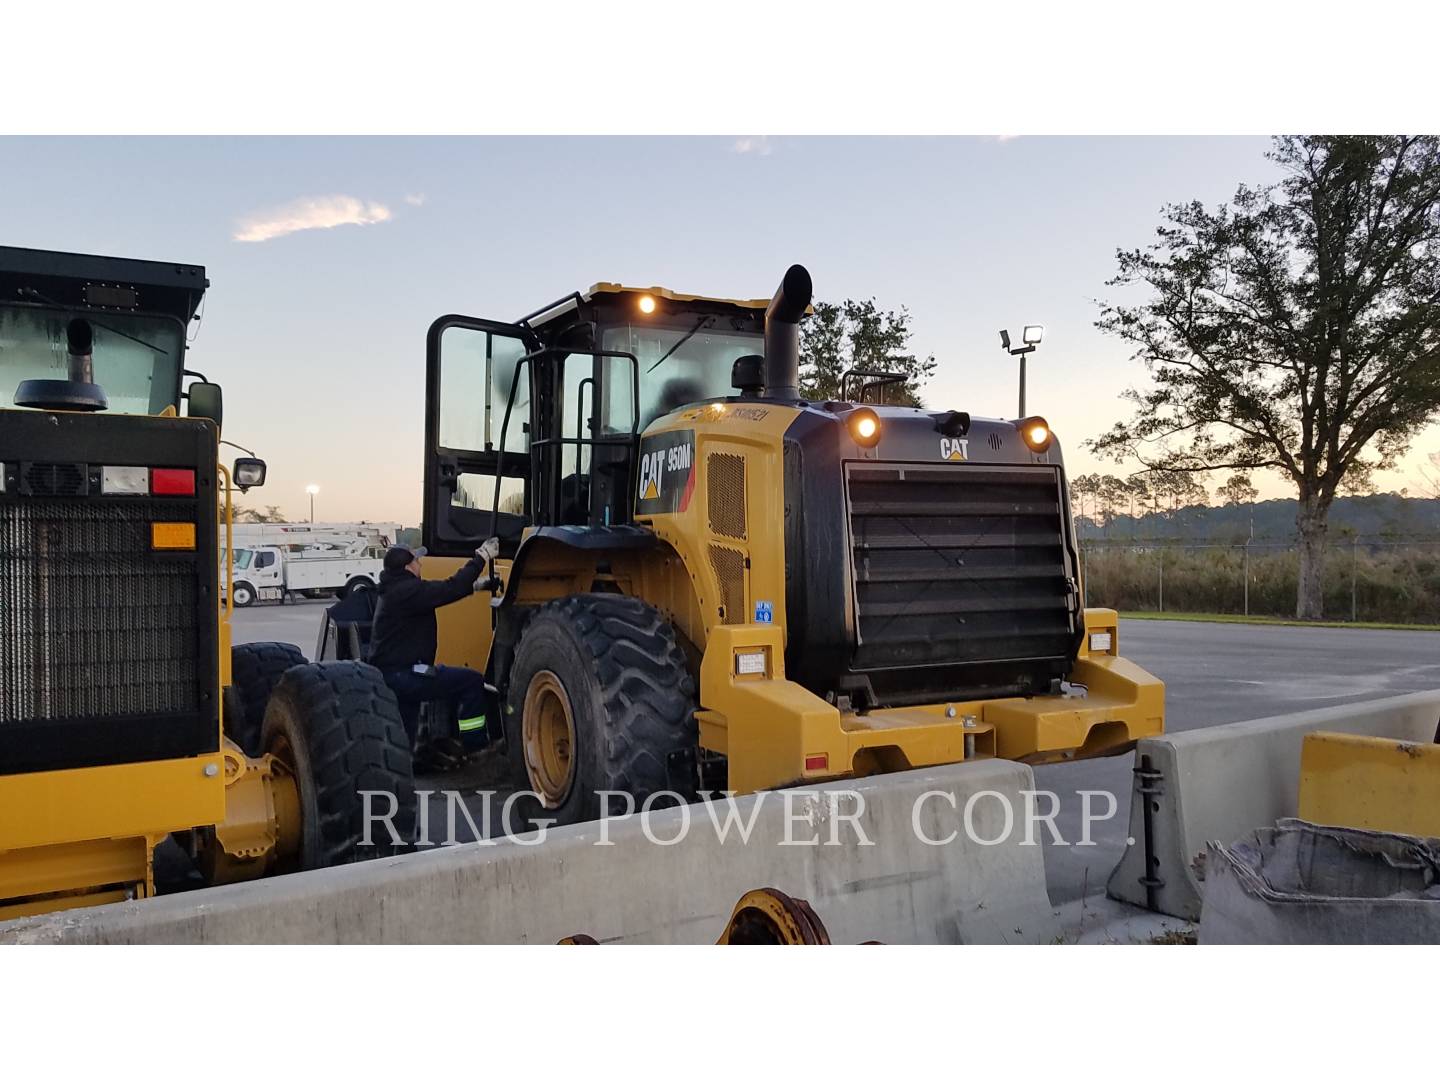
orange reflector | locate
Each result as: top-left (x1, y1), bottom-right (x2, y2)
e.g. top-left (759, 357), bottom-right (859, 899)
top-left (804, 754), bottom-right (828, 772)
top-left (151, 522), bottom-right (196, 550)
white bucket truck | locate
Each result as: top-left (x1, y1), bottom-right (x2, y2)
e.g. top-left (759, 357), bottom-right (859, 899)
top-left (223, 522), bottom-right (401, 607)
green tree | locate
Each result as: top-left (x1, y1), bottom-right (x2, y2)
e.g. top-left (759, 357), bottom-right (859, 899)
top-left (799, 298), bottom-right (936, 405)
top-left (1149, 471), bottom-right (1208, 513)
top-left (1124, 474), bottom-right (1153, 527)
top-left (1092, 136), bottom-right (1440, 618)
top-left (1069, 472), bottom-right (1100, 529)
top-left (1095, 473), bottom-right (1131, 534)
top-left (1218, 473), bottom-right (1258, 506)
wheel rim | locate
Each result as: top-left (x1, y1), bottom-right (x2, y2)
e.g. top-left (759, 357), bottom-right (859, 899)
top-left (522, 670), bottom-right (576, 808)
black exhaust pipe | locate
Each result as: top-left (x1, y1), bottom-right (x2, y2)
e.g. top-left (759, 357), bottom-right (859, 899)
top-left (12, 317), bottom-right (107, 411)
top-left (764, 264), bottom-right (812, 401)
top-left (67, 318), bottom-right (95, 385)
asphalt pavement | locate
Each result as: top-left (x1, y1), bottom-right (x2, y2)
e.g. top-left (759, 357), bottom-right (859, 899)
top-left (230, 604), bottom-right (1440, 908)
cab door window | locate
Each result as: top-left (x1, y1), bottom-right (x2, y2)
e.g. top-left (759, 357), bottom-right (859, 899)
top-left (425, 316), bottom-right (536, 555)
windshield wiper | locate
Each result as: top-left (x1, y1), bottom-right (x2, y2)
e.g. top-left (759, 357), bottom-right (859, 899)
top-left (647, 315), bottom-right (713, 373)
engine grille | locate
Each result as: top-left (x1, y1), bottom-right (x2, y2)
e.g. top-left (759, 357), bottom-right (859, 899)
top-left (707, 452), bottom-right (747, 540)
top-left (709, 543), bottom-right (747, 624)
top-left (0, 499), bottom-right (202, 735)
top-left (845, 462), bottom-right (1076, 701)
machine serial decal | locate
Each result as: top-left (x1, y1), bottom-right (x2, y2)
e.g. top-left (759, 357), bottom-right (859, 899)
top-left (635, 430), bottom-right (695, 514)
top-left (939, 437), bottom-right (969, 461)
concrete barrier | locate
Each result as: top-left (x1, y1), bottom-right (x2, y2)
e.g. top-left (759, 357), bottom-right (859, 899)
top-left (1108, 691), bottom-right (1440, 920)
top-left (4, 760), bottom-right (1059, 944)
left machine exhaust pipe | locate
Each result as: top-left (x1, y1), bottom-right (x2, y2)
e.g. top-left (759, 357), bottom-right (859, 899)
top-left (67, 318), bottom-right (95, 384)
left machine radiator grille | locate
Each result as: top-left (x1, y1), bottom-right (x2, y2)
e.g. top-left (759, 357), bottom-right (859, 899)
top-left (0, 498), bottom-right (209, 772)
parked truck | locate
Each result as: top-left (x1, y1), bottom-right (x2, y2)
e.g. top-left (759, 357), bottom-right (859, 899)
top-left (222, 522), bottom-right (400, 606)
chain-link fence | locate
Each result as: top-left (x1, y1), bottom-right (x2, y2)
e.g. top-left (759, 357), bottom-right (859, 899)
top-left (1078, 537), bottom-right (1440, 624)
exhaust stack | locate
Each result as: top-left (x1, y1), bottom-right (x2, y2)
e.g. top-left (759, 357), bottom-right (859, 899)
top-left (764, 264), bottom-right (812, 401)
top-left (13, 317), bottom-right (108, 411)
top-left (67, 318), bottom-right (95, 385)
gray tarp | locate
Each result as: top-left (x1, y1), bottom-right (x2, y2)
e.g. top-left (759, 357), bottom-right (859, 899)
top-left (1199, 819), bottom-right (1440, 944)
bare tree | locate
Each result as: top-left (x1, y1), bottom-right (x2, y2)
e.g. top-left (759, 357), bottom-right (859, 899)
top-left (1418, 450), bottom-right (1440, 498)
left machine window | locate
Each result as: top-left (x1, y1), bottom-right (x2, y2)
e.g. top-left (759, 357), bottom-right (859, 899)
top-left (0, 306), bottom-right (184, 414)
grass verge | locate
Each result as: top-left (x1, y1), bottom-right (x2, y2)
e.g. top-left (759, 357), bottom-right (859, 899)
top-left (1118, 610), bottom-right (1440, 632)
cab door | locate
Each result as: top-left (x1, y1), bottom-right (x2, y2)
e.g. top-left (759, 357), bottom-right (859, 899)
top-left (252, 547), bottom-right (283, 590)
top-left (423, 315), bottom-right (539, 557)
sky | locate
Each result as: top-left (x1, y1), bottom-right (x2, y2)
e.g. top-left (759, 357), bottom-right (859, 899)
top-left (2, 136), bottom-right (1436, 524)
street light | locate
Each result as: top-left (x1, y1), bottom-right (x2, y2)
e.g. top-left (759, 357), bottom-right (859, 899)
top-left (306, 483), bottom-right (320, 523)
top-left (999, 324), bottom-right (1045, 417)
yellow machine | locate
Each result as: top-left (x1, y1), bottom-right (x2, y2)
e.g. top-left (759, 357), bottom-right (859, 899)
top-left (416, 264), bottom-right (1164, 824)
top-left (0, 247), bottom-right (413, 920)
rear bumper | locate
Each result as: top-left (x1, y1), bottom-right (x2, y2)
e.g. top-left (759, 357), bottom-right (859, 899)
top-left (698, 625), bottom-right (1164, 793)
top-left (0, 755), bottom-right (225, 916)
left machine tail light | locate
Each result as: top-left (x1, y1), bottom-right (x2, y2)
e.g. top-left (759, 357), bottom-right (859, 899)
top-left (151, 467), bottom-right (196, 495)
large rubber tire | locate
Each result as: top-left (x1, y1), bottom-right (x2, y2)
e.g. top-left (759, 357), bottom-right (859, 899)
top-left (231, 581), bottom-right (257, 608)
top-left (227, 641), bottom-right (308, 756)
top-left (506, 594), bottom-right (697, 828)
top-left (343, 576), bottom-right (374, 598)
top-left (261, 662), bottom-right (416, 869)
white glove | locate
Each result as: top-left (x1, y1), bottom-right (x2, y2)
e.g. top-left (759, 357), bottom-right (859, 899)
top-left (476, 537), bottom-right (500, 563)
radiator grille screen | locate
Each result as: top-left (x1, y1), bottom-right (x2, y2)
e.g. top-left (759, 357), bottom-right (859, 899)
top-left (846, 462), bottom-right (1075, 681)
top-left (0, 500), bottom-right (202, 727)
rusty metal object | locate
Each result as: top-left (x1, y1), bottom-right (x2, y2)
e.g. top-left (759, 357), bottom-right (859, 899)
top-left (716, 887), bottom-right (831, 944)
top-left (558, 887), bottom-right (858, 944)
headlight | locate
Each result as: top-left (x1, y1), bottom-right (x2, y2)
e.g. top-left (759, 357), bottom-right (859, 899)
top-left (233, 457), bottom-right (267, 489)
top-left (1016, 416), bottom-right (1053, 452)
top-left (847, 407), bottom-right (882, 448)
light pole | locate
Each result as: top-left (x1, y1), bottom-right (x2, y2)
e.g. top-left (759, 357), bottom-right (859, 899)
top-left (999, 325), bottom-right (1045, 417)
top-left (306, 484), bottom-right (320, 523)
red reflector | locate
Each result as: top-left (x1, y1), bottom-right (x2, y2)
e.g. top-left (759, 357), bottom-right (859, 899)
top-left (804, 754), bottom-right (829, 772)
top-left (151, 468), bottom-right (196, 495)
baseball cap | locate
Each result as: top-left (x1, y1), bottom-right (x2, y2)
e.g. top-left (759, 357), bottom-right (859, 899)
top-left (383, 544), bottom-right (427, 572)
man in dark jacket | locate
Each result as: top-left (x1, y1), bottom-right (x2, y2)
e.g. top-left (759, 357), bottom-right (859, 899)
top-left (369, 542), bottom-right (493, 745)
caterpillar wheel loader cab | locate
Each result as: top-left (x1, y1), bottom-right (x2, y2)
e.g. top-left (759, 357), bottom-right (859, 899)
top-left (421, 265), bottom-right (1164, 825)
top-left (0, 246), bottom-right (414, 921)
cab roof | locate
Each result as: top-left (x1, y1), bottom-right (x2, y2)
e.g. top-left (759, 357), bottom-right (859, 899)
top-left (583, 282), bottom-right (771, 311)
top-left (0, 245), bottom-right (208, 323)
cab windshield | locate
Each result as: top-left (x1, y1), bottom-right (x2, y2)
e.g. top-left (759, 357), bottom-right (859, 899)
top-left (600, 318), bottom-right (763, 431)
top-left (0, 305), bottom-right (185, 415)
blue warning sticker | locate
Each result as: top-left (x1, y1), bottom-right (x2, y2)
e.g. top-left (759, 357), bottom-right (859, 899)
top-left (754, 600), bottom-right (774, 624)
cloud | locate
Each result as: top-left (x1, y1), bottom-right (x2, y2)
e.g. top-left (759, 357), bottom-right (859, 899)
top-left (404, 193), bottom-right (426, 206)
top-left (232, 194), bottom-right (393, 243)
top-left (732, 136), bottom-right (773, 156)
top-left (984, 135), bottom-right (1023, 143)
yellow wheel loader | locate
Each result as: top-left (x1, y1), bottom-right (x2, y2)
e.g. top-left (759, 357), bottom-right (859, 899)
top-left (0, 247), bottom-right (414, 920)
top-left (418, 264), bottom-right (1164, 825)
